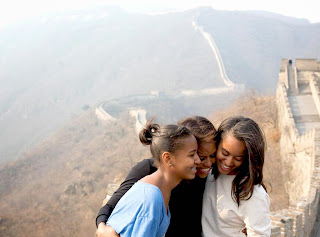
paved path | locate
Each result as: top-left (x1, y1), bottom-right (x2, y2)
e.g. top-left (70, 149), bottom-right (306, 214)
top-left (288, 94), bottom-right (320, 134)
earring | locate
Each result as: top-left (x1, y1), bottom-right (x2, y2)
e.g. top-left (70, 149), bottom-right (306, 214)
top-left (169, 163), bottom-right (173, 167)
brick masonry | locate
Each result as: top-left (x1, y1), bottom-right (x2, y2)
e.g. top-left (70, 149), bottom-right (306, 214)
top-left (273, 58), bottom-right (320, 237)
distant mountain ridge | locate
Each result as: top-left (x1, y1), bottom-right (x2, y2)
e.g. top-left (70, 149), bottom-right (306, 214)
top-left (0, 6), bottom-right (320, 164)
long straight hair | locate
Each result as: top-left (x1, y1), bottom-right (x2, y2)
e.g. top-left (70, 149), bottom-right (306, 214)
top-left (212, 116), bottom-right (266, 206)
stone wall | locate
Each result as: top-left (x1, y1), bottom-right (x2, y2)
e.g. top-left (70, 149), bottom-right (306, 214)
top-left (295, 59), bottom-right (320, 71)
top-left (271, 59), bottom-right (320, 237)
top-left (310, 78), bottom-right (320, 116)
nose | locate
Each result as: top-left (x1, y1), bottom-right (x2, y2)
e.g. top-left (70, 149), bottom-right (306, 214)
top-left (194, 153), bottom-right (201, 165)
top-left (203, 157), bottom-right (212, 167)
top-left (224, 156), bottom-right (234, 167)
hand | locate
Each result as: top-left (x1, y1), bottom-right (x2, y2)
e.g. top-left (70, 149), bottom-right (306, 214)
top-left (96, 222), bottom-right (120, 237)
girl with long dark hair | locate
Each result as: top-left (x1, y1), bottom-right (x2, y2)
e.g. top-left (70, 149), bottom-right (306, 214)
top-left (202, 116), bottom-right (271, 236)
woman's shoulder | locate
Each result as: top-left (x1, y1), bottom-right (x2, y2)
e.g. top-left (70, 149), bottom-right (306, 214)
top-left (242, 184), bottom-right (270, 207)
top-left (122, 182), bottom-right (163, 206)
top-left (253, 184), bottom-right (269, 196)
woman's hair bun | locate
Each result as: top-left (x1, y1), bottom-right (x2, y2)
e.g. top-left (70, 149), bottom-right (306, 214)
top-left (139, 120), bottom-right (160, 145)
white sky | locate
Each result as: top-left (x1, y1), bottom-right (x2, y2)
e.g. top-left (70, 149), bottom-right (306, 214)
top-left (0, 0), bottom-right (319, 28)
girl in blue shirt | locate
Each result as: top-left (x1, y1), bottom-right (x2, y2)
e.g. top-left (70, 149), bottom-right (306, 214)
top-left (105, 119), bottom-right (200, 237)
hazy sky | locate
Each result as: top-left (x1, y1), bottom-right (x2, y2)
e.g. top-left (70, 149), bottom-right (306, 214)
top-left (0, 0), bottom-right (319, 27)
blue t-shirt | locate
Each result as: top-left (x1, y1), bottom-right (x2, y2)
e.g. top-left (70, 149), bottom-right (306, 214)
top-left (106, 182), bottom-right (171, 237)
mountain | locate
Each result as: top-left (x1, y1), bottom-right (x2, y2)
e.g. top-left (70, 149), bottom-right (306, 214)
top-left (1, 6), bottom-right (320, 164)
top-left (0, 7), bottom-right (223, 164)
top-left (197, 7), bottom-right (320, 89)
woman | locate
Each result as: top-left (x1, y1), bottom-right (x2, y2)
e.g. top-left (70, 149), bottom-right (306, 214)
top-left (96, 116), bottom-right (216, 237)
top-left (202, 116), bottom-right (271, 236)
top-left (103, 119), bottom-right (200, 236)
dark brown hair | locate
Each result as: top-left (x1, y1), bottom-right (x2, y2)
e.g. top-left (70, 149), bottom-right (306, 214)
top-left (212, 116), bottom-right (266, 206)
top-left (178, 116), bottom-right (216, 144)
top-left (139, 119), bottom-right (194, 167)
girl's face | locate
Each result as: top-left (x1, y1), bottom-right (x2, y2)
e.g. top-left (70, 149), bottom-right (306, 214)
top-left (196, 142), bottom-right (216, 178)
top-left (216, 135), bottom-right (246, 175)
top-left (171, 135), bottom-right (200, 180)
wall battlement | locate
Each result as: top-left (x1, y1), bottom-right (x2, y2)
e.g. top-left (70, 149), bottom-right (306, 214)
top-left (295, 59), bottom-right (320, 71)
top-left (272, 58), bottom-right (320, 237)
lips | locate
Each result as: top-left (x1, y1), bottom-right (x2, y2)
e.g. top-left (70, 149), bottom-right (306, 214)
top-left (198, 167), bottom-right (211, 174)
top-left (191, 167), bottom-right (197, 173)
top-left (220, 162), bottom-right (232, 172)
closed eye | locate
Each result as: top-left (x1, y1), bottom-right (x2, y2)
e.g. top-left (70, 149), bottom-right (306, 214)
top-left (234, 157), bottom-right (243, 162)
top-left (222, 150), bottom-right (229, 156)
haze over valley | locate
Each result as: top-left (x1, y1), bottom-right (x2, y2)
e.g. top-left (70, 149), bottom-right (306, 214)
top-left (1, 6), bottom-right (320, 164)
top-left (0, 5), bottom-right (320, 236)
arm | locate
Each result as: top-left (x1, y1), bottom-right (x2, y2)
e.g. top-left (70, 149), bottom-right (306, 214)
top-left (242, 192), bottom-right (271, 237)
top-left (96, 158), bottom-right (156, 227)
top-left (96, 223), bottom-right (120, 237)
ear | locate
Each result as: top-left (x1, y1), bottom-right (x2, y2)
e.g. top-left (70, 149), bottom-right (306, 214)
top-left (161, 152), bottom-right (174, 167)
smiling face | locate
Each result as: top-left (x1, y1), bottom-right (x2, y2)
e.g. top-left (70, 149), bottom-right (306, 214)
top-left (216, 135), bottom-right (246, 175)
top-left (171, 135), bottom-right (200, 180)
top-left (196, 141), bottom-right (216, 178)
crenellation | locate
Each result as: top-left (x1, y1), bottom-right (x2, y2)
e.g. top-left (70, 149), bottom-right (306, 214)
top-left (274, 58), bottom-right (320, 237)
top-left (271, 225), bottom-right (282, 237)
top-left (295, 59), bottom-right (320, 71)
top-left (280, 209), bottom-right (303, 237)
top-left (308, 189), bottom-right (319, 217)
top-left (314, 156), bottom-right (320, 167)
top-left (311, 176), bottom-right (320, 189)
top-left (315, 144), bottom-right (320, 154)
top-left (270, 213), bottom-right (294, 237)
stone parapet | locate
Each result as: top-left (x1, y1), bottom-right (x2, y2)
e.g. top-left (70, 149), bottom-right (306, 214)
top-left (294, 129), bottom-right (315, 152)
top-left (271, 225), bottom-right (281, 237)
top-left (270, 212), bottom-right (294, 237)
top-left (310, 78), bottom-right (320, 116)
top-left (280, 209), bottom-right (303, 237)
top-left (274, 59), bottom-right (320, 237)
top-left (295, 59), bottom-right (320, 71)
top-left (276, 83), bottom-right (299, 140)
top-left (280, 59), bottom-right (290, 72)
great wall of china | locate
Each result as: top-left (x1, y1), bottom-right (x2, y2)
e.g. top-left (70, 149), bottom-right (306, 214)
top-left (270, 59), bottom-right (320, 236)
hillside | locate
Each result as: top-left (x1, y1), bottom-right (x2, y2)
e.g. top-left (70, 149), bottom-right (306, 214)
top-left (0, 7), bottom-right (222, 164)
top-left (0, 91), bottom-right (288, 236)
top-left (1, 6), bottom-right (320, 164)
top-left (0, 109), bottom-right (150, 236)
top-left (198, 8), bottom-right (320, 89)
